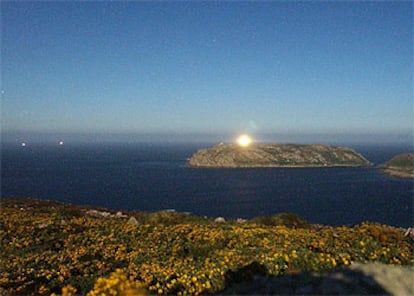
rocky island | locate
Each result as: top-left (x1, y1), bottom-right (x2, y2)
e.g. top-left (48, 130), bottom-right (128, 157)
top-left (188, 143), bottom-right (371, 168)
top-left (380, 153), bottom-right (414, 179)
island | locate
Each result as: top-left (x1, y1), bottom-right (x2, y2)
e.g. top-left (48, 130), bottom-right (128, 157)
top-left (380, 153), bottom-right (414, 179)
top-left (188, 143), bottom-right (371, 168)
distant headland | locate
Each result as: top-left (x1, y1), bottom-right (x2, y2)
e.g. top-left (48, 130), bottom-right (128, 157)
top-left (380, 153), bottom-right (414, 179)
top-left (188, 143), bottom-right (371, 168)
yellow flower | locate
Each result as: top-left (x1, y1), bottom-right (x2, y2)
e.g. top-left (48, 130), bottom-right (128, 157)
top-left (62, 284), bottom-right (77, 296)
top-left (204, 280), bottom-right (211, 289)
top-left (38, 285), bottom-right (48, 294)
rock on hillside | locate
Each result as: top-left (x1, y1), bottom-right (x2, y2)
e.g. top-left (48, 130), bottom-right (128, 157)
top-left (188, 143), bottom-right (371, 168)
top-left (222, 263), bottom-right (414, 295)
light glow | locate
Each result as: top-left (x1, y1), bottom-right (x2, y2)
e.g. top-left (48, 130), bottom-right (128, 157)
top-left (237, 134), bottom-right (252, 147)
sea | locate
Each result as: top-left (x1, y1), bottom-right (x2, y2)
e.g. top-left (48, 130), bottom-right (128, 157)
top-left (1, 142), bottom-right (413, 227)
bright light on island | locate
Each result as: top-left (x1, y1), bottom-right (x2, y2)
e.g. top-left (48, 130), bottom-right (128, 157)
top-left (237, 134), bottom-right (252, 147)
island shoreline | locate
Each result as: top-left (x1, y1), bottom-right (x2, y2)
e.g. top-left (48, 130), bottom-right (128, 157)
top-left (188, 143), bottom-right (372, 168)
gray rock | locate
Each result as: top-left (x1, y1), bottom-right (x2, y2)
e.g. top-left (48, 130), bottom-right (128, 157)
top-left (127, 216), bottom-right (139, 226)
top-left (37, 222), bottom-right (49, 229)
top-left (86, 209), bottom-right (115, 218)
top-left (221, 263), bottom-right (413, 295)
top-left (403, 228), bottom-right (414, 238)
top-left (115, 211), bottom-right (127, 218)
top-left (215, 217), bottom-right (226, 223)
top-left (236, 218), bottom-right (247, 224)
top-left (85, 209), bottom-right (100, 217)
top-left (350, 263), bottom-right (414, 295)
top-left (100, 211), bottom-right (111, 218)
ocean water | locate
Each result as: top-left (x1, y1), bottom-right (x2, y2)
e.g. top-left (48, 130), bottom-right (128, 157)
top-left (1, 142), bottom-right (413, 227)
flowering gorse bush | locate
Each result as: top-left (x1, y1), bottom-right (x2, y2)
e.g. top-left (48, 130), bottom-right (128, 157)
top-left (1, 198), bottom-right (412, 295)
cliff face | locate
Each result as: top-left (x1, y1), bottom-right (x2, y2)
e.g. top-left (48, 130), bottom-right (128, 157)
top-left (188, 143), bottom-right (371, 168)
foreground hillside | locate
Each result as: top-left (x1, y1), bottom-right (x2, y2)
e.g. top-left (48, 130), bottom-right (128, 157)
top-left (0, 198), bottom-right (412, 295)
top-left (188, 143), bottom-right (371, 168)
top-left (380, 153), bottom-right (414, 179)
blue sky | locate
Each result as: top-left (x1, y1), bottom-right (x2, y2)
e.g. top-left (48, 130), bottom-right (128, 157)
top-left (2, 1), bottom-right (413, 143)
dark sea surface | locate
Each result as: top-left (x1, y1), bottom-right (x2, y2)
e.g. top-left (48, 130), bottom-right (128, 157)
top-left (1, 142), bottom-right (413, 227)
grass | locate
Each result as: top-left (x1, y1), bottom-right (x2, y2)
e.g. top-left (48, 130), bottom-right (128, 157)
top-left (1, 198), bottom-right (413, 295)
